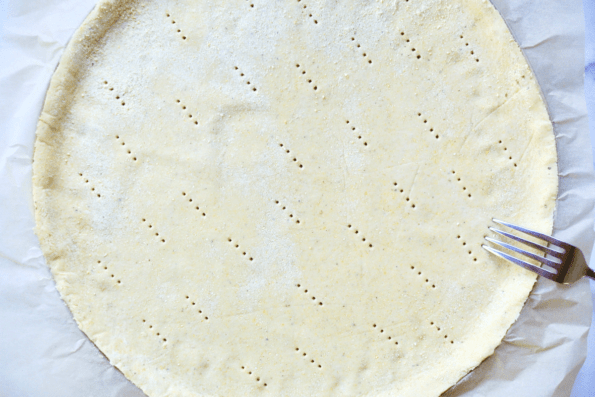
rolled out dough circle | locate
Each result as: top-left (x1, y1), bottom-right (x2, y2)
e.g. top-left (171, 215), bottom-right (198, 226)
top-left (33, 0), bottom-right (557, 396)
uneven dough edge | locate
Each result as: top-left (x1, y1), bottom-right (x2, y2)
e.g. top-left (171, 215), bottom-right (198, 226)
top-left (31, 0), bottom-right (163, 395)
top-left (427, 2), bottom-right (558, 394)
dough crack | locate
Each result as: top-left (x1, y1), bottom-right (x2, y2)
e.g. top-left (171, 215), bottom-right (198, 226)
top-left (470, 87), bottom-right (521, 134)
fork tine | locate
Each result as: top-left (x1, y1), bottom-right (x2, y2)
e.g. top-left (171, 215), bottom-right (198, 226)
top-left (488, 227), bottom-right (561, 257)
top-left (484, 237), bottom-right (562, 269)
top-left (482, 245), bottom-right (557, 280)
top-left (492, 219), bottom-right (570, 251)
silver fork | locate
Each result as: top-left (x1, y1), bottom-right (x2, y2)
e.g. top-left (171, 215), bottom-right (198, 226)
top-left (482, 219), bottom-right (595, 284)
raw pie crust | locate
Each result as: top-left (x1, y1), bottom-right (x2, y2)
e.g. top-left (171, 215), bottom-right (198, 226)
top-left (33, 0), bottom-right (557, 395)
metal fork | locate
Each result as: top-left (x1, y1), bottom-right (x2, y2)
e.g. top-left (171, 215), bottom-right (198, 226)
top-left (482, 219), bottom-right (595, 284)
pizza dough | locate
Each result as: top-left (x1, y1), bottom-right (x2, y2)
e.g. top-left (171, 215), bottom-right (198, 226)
top-left (32, 0), bottom-right (557, 395)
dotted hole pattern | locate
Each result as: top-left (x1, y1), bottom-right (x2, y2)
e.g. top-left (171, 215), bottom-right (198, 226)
top-left (350, 37), bottom-right (373, 64)
top-left (114, 135), bottom-right (138, 162)
top-left (141, 217), bottom-right (166, 243)
top-left (410, 264), bottom-right (436, 289)
top-left (345, 119), bottom-right (368, 146)
top-left (175, 99), bottom-right (199, 125)
top-left (184, 295), bottom-right (209, 321)
top-left (346, 224), bottom-right (374, 248)
top-left (391, 181), bottom-right (416, 209)
top-left (182, 191), bottom-right (207, 217)
top-left (101, 17), bottom-right (486, 374)
top-left (166, 12), bottom-right (187, 40)
top-left (228, 238), bottom-right (254, 262)
top-left (417, 112), bottom-right (438, 140)
top-left (274, 199), bottom-right (302, 224)
top-left (430, 321), bottom-right (454, 344)
top-left (296, 0), bottom-right (318, 24)
top-left (142, 319), bottom-right (169, 344)
top-left (97, 260), bottom-right (121, 285)
top-left (450, 170), bottom-right (473, 199)
top-left (294, 347), bottom-right (323, 368)
top-left (497, 140), bottom-right (518, 167)
top-left (102, 80), bottom-right (126, 106)
top-left (456, 234), bottom-right (478, 263)
top-left (234, 66), bottom-right (258, 92)
top-left (372, 324), bottom-right (399, 346)
top-left (295, 283), bottom-right (324, 306)
top-left (295, 63), bottom-right (319, 91)
top-left (400, 31), bottom-right (423, 60)
top-left (459, 34), bottom-right (479, 63)
top-left (278, 143), bottom-right (304, 169)
top-left (240, 366), bottom-right (268, 387)
top-left (79, 173), bottom-right (102, 198)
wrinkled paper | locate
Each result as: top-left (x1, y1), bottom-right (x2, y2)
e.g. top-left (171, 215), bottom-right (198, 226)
top-left (0, 0), bottom-right (593, 396)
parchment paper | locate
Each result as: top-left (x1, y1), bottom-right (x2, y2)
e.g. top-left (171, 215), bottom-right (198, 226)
top-left (0, 0), bottom-right (593, 396)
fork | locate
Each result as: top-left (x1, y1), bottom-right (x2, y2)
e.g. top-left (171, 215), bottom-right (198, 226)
top-left (482, 219), bottom-right (595, 284)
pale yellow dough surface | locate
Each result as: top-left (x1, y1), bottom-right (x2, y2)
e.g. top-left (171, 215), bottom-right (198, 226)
top-left (33, 0), bottom-right (557, 396)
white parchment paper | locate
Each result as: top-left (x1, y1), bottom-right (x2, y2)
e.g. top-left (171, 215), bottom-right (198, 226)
top-left (0, 0), bottom-right (593, 396)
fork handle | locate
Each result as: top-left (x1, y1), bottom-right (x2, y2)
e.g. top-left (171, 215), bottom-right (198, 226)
top-left (586, 267), bottom-right (595, 281)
